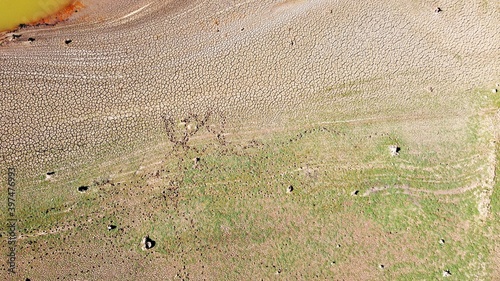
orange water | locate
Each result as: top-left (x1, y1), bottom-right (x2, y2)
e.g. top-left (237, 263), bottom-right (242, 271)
top-left (0, 0), bottom-right (73, 32)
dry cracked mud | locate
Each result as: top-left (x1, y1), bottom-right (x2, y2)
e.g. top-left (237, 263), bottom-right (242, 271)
top-left (0, 0), bottom-right (499, 280)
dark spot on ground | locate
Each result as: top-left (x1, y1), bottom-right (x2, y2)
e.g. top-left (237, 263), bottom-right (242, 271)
top-left (78, 186), bottom-right (89, 192)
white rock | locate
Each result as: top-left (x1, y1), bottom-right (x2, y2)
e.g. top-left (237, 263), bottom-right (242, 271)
top-left (389, 145), bottom-right (400, 156)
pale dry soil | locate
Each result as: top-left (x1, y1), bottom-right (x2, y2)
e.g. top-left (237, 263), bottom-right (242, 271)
top-left (0, 0), bottom-right (499, 280)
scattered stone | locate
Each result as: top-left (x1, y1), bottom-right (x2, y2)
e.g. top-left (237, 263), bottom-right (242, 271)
top-left (379, 264), bottom-right (385, 269)
top-left (28, 37), bottom-right (35, 42)
top-left (351, 190), bottom-right (359, 196)
top-left (12, 34), bottom-right (21, 39)
top-left (45, 171), bottom-right (55, 180)
top-left (77, 186), bottom-right (89, 193)
top-left (193, 157), bottom-right (200, 168)
top-left (287, 185), bottom-right (293, 193)
top-left (442, 270), bottom-right (451, 277)
top-left (435, 7), bottom-right (442, 13)
top-left (107, 225), bottom-right (116, 231)
top-left (439, 239), bottom-right (445, 244)
top-left (331, 261), bottom-right (336, 265)
top-left (336, 244), bottom-right (341, 248)
top-left (65, 39), bottom-right (72, 45)
top-left (389, 145), bottom-right (400, 156)
top-left (141, 236), bottom-right (155, 250)
top-left (492, 89), bottom-right (498, 93)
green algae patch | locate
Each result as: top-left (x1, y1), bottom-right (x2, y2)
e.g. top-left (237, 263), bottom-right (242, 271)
top-left (0, 0), bottom-right (75, 32)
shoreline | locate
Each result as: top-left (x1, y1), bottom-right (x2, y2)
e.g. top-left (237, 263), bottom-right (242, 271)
top-left (0, 0), bottom-right (83, 41)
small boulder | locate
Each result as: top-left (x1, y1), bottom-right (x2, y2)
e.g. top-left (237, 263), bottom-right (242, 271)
top-left (193, 157), bottom-right (200, 168)
top-left (389, 145), bottom-right (400, 156)
top-left (287, 185), bottom-right (293, 193)
top-left (442, 270), bottom-right (451, 277)
top-left (45, 171), bottom-right (55, 180)
top-left (141, 236), bottom-right (155, 250)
